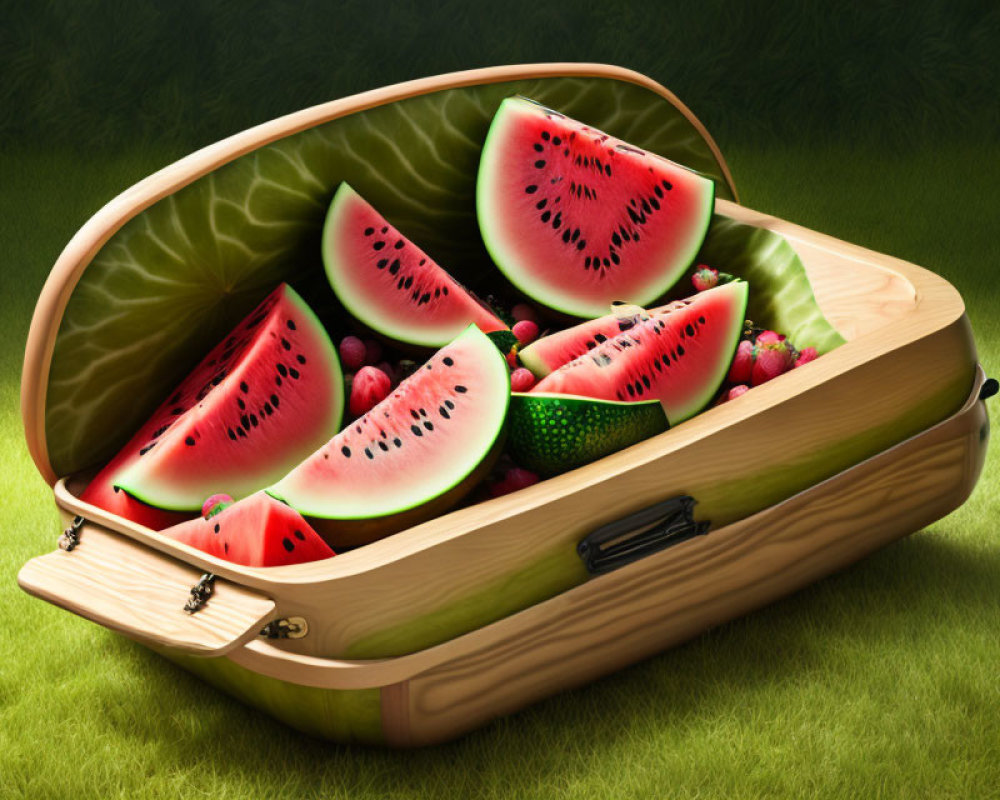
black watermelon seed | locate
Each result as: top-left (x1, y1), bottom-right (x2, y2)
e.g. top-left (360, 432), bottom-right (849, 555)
top-left (214, 523), bottom-right (221, 533)
top-left (139, 444), bottom-right (154, 455)
top-left (662, 354), bottom-right (670, 366)
top-left (185, 436), bottom-right (196, 446)
top-left (410, 409), bottom-right (420, 420)
top-left (364, 227), bottom-right (374, 236)
top-left (373, 241), bottom-right (385, 250)
top-left (650, 196), bottom-right (660, 210)
top-left (250, 414), bottom-right (258, 427)
top-left (389, 260), bottom-right (401, 275)
top-left (271, 394), bottom-right (279, 407)
top-left (662, 180), bottom-right (672, 191)
top-left (553, 136), bottom-right (561, 145)
top-left (445, 399), bottom-right (455, 409)
top-left (585, 257), bottom-right (591, 268)
top-left (654, 185), bottom-right (663, 198)
top-left (562, 229), bottom-right (571, 243)
top-left (698, 316), bottom-right (706, 324)
top-left (280, 338), bottom-right (291, 350)
top-left (171, 407), bottom-right (184, 415)
top-left (642, 375), bottom-right (651, 388)
top-left (677, 345), bottom-right (685, 356)
top-left (612, 233), bottom-right (621, 247)
top-left (237, 427), bottom-right (247, 438)
top-left (404, 276), bottom-right (413, 289)
top-left (611, 252), bottom-right (620, 265)
top-left (381, 226), bottom-right (388, 233)
top-left (434, 288), bottom-right (441, 298)
top-left (277, 364), bottom-right (288, 377)
top-left (605, 164), bottom-right (612, 176)
top-left (541, 210), bottom-right (551, 223)
top-left (393, 438), bottom-right (402, 447)
top-left (224, 543), bottom-right (229, 554)
top-left (241, 414), bottom-right (250, 430)
top-left (397, 277), bottom-right (405, 289)
top-left (595, 333), bottom-right (607, 343)
top-left (541, 131), bottom-right (550, 140)
top-left (525, 185), bottom-right (538, 194)
top-left (294, 529), bottom-right (305, 541)
top-left (355, 424), bottom-right (362, 433)
top-left (365, 448), bottom-right (373, 459)
top-left (536, 199), bottom-right (547, 210)
top-left (534, 143), bottom-right (543, 152)
top-left (379, 441), bottom-right (388, 451)
top-left (443, 287), bottom-right (449, 296)
top-left (421, 292), bottom-right (431, 303)
top-left (603, 258), bottom-right (610, 267)
top-left (282, 538), bottom-right (295, 553)
top-left (296, 354), bottom-right (306, 364)
top-left (423, 421), bottom-right (433, 431)
top-left (377, 259), bottom-right (388, 269)
top-left (534, 160), bottom-right (546, 169)
top-left (411, 425), bottom-right (423, 437)
top-left (439, 406), bottom-right (450, 419)
top-left (454, 385), bottom-right (468, 393)
top-left (341, 446), bottom-right (351, 457)
top-left (394, 239), bottom-right (404, 250)
top-left (228, 428), bottom-right (237, 441)
top-left (571, 228), bottom-right (580, 242)
top-left (152, 425), bottom-right (169, 438)
top-left (627, 384), bottom-right (635, 397)
top-left (240, 381), bottom-right (249, 393)
top-left (654, 360), bottom-right (662, 372)
top-left (686, 324), bottom-right (694, 336)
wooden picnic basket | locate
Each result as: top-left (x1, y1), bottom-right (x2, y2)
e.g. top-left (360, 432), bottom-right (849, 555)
top-left (18, 64), bottom-right (994, 746)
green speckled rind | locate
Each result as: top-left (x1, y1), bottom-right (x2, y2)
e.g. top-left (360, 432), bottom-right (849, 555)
top-left (45, 76), bottom-right (733, 478)
top-left (158, 648), bottom-right (383, 744)
top-left (693, 215), bottom-right (846, 354)
top-left (508, 393), bottom-right (668, 477)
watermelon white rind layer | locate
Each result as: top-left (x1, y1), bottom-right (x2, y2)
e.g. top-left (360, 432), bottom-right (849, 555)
top-left (268, 325), bottom-right (510, 529)
top-left (110, 284), bottom-right (344, 511)
top-left (477, 96), bottom-right (715, 318)
top-left (532, 281), bottom-right (748, 424)
top-left (323, 183), bottom-right (507, 348)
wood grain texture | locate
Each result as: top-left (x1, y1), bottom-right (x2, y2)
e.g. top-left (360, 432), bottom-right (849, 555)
top-left (17, 524), bottom-right (275, 656)
top-left (21, 63), bottom-right (736, 486)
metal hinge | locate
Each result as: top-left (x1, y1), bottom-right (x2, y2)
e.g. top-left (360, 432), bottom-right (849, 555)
top-left (58, 516), bottom-right (85, 552)
top-left (260, 616), bottom-right (309, 640)
top-left (183, 573), bottom-right (216, 614)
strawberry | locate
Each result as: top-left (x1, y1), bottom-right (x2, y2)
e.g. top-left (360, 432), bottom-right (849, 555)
top-left (349, 365), bottom-right (391, 417)
top-left (728, 340), bottom-right (754, 384)
top-left (755, 330), bottom-right (785, 346)
top-left (691, 265), bottom-right (719, 292)
top-left (512, 319), bottom-right (540, 346)
top-left (795, 347), bottom-right (818, 367)
top-left (751, 342), bottom-right (795, 386)
top-left (510, 368), bottom-right (536, 392)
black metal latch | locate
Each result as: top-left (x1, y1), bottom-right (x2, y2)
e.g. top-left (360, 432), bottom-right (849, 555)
top-left (183, 573), bottom-right (216, 614)
top-left (260, 617), bottom-right (309, 639)
top-left (577, 495), bottom-right (710, 576)
top-left (58, 515), bottom-right (85, 552)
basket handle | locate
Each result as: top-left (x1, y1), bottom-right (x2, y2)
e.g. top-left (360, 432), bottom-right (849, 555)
top-left (18, 520), bottom-right (275, 656)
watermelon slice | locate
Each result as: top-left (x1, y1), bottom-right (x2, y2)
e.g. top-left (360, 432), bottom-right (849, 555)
top-left (518, 300), bottom-right (686, 377)
top-left (532, 281), bottom-right (748, 423)
top-left (477, 97), bottom-right (715, 318)
top-left (323, 183), bottom-right (507, 348)
top-left (81, 284), bottom-right (344, 522)
top-left (165, 491), bottom-right (335, 567)
top-left (268, 325), bottom-right (510, 548)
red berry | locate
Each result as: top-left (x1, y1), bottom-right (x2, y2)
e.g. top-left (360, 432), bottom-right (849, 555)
top-left (363, 338), bottom-right (383, 365)
top-left (339, 336), bottom-right (367, 371)
top-left (349, 366), bottom-right (391, 417)
top-left (755, 330), bottom-right (785, 346)
top-left (751, 344), bottom-right (794, 386)
top-left (512, 319), bottom-right (539, 346)
top-left (201, 493), bottom-right (233, 518)
top-left (727, 384), bottom-right (750, 401)
top-left (510, 368), bottom-right (536, 392)
top-left (511, 303), bottom-right (539, 324)
top-left (489, 467), bottom-right (541, 497)
top-left (795, 347), bottom-right (818, 367)
top-left (691, 266), bottom-right (719, 292)
top-left (728, 340), bottom-right (754, 384)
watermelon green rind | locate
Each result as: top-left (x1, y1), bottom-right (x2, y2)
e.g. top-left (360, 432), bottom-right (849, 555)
top-left (475, 96), bottom-right (716, 318)
top-left (113, 285), bottom-right (344, 511)
top-left (46, 76), bottom-right (731, 479)
top-left (267, 324), bottom-right (510, 522)
top-left (508, 393), bottom-right (668, 477)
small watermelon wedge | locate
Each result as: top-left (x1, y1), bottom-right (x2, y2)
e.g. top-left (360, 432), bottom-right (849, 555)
top-left (532, 281), bottom-right (748, 423)
top-left (165, 491), bottom-right (335, 567)
top-left (81, 283), bottom-right (344, 524)
top-left (269, 325), bottom-right (510, 548)
top-left (477, 97), bottom-right (715, 318)
top-left (323, 183), bottom-right (507, 348)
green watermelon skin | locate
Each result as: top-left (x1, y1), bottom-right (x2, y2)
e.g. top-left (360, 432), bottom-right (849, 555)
top-left (477, 97), bottom-right (715, 318)
top-left (508, 393), bottom-right (668, 477)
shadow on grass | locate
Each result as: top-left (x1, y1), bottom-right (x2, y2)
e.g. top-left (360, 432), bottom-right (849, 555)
top-left (89, 525), bottom-right (998, 794)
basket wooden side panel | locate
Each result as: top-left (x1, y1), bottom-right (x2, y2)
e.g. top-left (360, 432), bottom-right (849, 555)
top-left (379, 384), bottom-right (988, 746)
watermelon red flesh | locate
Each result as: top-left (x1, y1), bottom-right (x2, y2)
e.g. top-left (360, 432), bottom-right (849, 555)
top-left (477, 96), bottom-right (715, 318)
top-left (268, 325), bottom-right (509, 533)
top-left (164, 491), bottom-right (335, 566)
top-left (81, 283), bottom-right (344, 518)
top-left (531, 282), bottom-right (748, 423)
top-left (324, 183), bottom-right (507, 348)
top-left (518, 300), bottom-right (687, 377)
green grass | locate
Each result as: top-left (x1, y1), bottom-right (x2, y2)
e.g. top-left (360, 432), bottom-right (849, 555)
top-left (2, 139), bottom-right (999, 799)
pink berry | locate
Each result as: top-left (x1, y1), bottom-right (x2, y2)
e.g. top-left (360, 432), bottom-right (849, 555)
top-left (512, 319), bottom-right (539, 346)
top-left (489, 467), bottom-right (541, 497)
top-left (727, 384), bottom-right (750, 401)
top-left (755, 330), bottom-right (785, 346)
top-left (751, 344), bottom-right (794, 386)
top-left (727, 340), bottom-right (754, 384)
top-left (692, 265), bottom-right (719, 292)
top-left (512, 303), bottom-right (539, 324)
top-left (510, 368), bottom-right (536, 392)
top-left (339, 336), bottom-right (366, 371)
top-left (795, 347), bottom-right (818, 368)
top-left (363, 338), bottom-right (383, 365)
top-left (349, 366), bottom-right (391, 417)
top-left (201, 493), bottom-right (234, 518)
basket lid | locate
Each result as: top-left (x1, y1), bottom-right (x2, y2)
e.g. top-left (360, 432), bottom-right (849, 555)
top-left (21, 63), bottom-right (737, 484)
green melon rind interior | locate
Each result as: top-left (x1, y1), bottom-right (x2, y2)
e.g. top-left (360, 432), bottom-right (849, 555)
top-left (475, 97), bottom-right (717, 319)
top-left (266, 325), bottom-right (510, 520)
top-left (44, 75), bottom-right (738, 479)
top-left (112, 287), bottom-right (346, 511)
top-left (668, 280), bottom-right (749, 424)
top-left (322, 182), bottom-right (465, 349)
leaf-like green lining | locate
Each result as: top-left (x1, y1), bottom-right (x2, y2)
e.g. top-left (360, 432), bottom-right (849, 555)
top-left (45, 76), bottom-right (733, 476)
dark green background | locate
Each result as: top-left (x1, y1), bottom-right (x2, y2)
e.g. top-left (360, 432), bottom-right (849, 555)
top-left (3, 3), bottom-right (999, 797)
